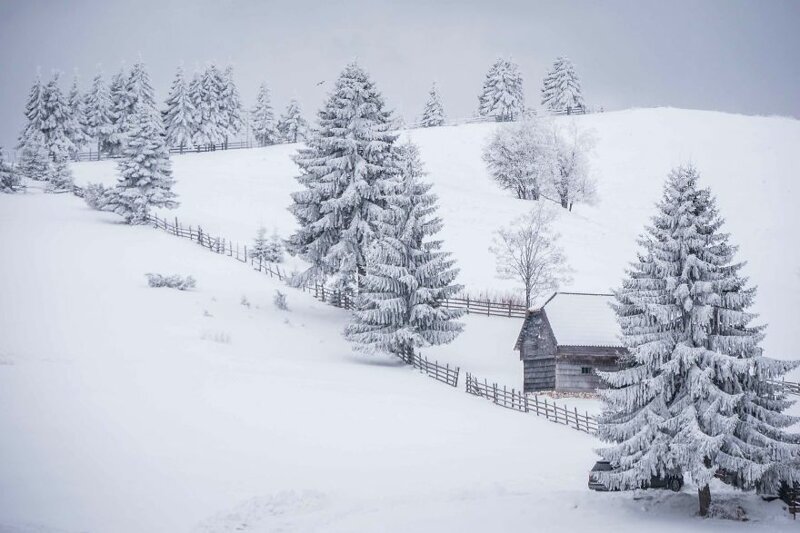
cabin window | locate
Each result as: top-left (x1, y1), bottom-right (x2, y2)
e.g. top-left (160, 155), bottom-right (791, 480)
top-left (581, 366), bottom-right (593, 375)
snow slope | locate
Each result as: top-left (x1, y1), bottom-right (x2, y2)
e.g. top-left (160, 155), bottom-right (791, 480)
top-left (1, 192), bottom-right (796, 532)
top-left (71, 108), bottom-right (800, 364)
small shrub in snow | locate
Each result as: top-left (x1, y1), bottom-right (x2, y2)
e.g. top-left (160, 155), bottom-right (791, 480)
top-left (145, 273), bottom-right (196, 291)
top-left (201, 330), bottom-right (231, 344)
top-left (0, 147), bottom-right (20, 193)
top-left (273, 290), bottom-right (289, 311)
top-left (240, 295), bottom-right (251, 308)
top-left (83, 182), bottom-right (110, 210)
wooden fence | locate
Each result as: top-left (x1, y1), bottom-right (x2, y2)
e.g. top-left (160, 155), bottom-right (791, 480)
top-left (74, 140), bottom-right (260, 162)
top-left (769, 379), bottom-right (800, 397)
top-left (442, 296), bottom-right (527, 319)
top-left (399, 350), bottom-right (460, 387)
top-left (465, 373), bottom-right (598, 434)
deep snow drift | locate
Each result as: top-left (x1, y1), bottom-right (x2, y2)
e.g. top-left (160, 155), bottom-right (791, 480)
top-left (71, 108), bottom-right (800, 366)
top-left (0, 192), bottom-right (796, 532)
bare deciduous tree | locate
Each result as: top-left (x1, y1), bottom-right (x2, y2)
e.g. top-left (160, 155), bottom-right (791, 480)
top-left (482, 119), bottom-right (551, 200)
top-left (489, 205), bottom-right (571, 308)
top-left (549, 120), bottom-right (597, 211)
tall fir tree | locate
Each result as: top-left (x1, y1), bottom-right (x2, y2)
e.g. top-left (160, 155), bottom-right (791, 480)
top-left (0, 147), bottom-right (21, 193)
top-left (478, 58), bottom-right (525, 122)
top-left (163, 66), bottom-right (196, 153)
top-left (219, 65), bottom-right (244, 149)
top-left (287, 62), bottom-right (399, 291)
top-left (541, 57), bottom-right (585, 114)
top-left (17, 73), bottom-right (46, 149)
top-left (251, 83), bottom-right (279, 146)
top-left (102, 102), bottom-right (178, 223)
top-left (66, 76), bottom-right (88, 158)
top-left (40, 72), bottom-right (76, 190)
top-left (107, 68), bottom-right (128, 155)
top-left (277, 99), bottom-right (309, 143)
top-left (345, 142), bottom-right (464, 359)
top-left (191, 65), bottom-right (225, 148)
top-left (82, 72), bottom-right (114, 158)
top-left (597, 165), bottom-right (800, 516)
top-left (420, 83), bottom-right (445, 127)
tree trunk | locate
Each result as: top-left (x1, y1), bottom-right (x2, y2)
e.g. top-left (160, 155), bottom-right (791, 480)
top-left (698, 484), bottom-right (711, 517)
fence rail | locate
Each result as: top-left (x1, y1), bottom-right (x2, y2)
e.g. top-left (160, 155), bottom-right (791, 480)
top-left (399, 350), bottom-right (460, 387)
top-left (465, 373), bottom-right (598, 434)
top-left (443, 297), bottom-right (527, 318)
top-left (74, 140), bottom-right (261, 162)
top-left (770, 379), bottom-right (800, 397)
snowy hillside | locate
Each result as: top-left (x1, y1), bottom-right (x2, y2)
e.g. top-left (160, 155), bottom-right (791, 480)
top-left (72, 108), bottom-right (800, 363)
top-left (1, 192), bottom-right (797, 532)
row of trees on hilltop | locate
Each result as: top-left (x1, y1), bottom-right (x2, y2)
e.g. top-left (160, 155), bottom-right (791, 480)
top-left (419, 56), bottom-right (585, 127)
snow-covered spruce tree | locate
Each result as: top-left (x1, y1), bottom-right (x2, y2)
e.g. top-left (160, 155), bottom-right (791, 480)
top-left (219, 65), bottom-right (244, 149)
top-left (251, 226), bottom-right (269, 262)
top-left (191, 65), bottom-right (225, 149)
top-left (345, 142), bottom-right (464, 359)
top-left (107, 68), bottom-right (128, 155)
top-left (45, 157), bottom-right (74, 192)
top-left (251, 83), bottom-right (279, 146)
top-left (277, 99), bottom-right (309, 143)
top-left (163, 66), bottom-right (196, 153)
top-left (125, 62), bottom-right (157, 115)
top-left (17, 73), bottom-right (46, 148)
top-left (0, 147), bottom-right (21, 193)
top-left (18, 130), bottom-right (52, 181)
top-left (82, 73), bottom-right (114, 159)
top-left (420, 83), bottom-right (445, 127)
top-left (597, 165), bottom-right (800, 517)
top-left (541, 57), bottom-right (585, 114)
top-left (478, 58), bottom-right (525, 122)
top-left (287, 62), bottom-right (398, 292)
top-left (40, 72), bottom-right (76, 164)
top-left (102, 102), bottom-right (178, 224)
top-left (66, 76), bottom-right (88, 158)
top-left (264, 232), bottom-right (285, 263)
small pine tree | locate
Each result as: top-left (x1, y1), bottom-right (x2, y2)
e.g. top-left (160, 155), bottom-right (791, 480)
top-left (102, 103), bottom-right (178, 223)
top-left (163, 66), bottom-right (196, 153)
top-left (18, 130), bottom-right (52, 181)
top-left (251, 83), bottom-right (279, 146)
top-left (478, 58), bottom-right (525, 122)
top-left (420, 83), bottom-right (445, 127)
top-left (264, 232), bottom-right (285, 263)
top-left (277, 99), bottom-right (309, 143)
top-left (597, 165), bottom-right (800, 516)
top-left (219, 65), bottom-right (244, 149)
top-left (0, 147), bottom-right (21, 193)
top-left (345, 142), bottom-right (464, 358)
top-left (541, 57), bottom-right (585, 114)
top-left (251, 226), bottom-right (269, 261)
top-left (45, 157), bottom-right (74, 192)
top-left (107, 68), bottom-right (128, 155)
top-left (66, 76), bottom-right (88, 158)
top-left (82, 73), bottom-right (114, 158)
top-left (287, 62), bottom-right (399, 292)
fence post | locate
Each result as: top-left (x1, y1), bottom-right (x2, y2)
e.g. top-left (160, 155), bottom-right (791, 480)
top-left (574, 407), bottom-right (579, 431)
top-left (543, 398), bottom-right (549, 421)
top-left (487, 299), bottom-right (490, 317)
top-left (508, 302), bottom-right (512, 317)
top-left (174, 217), bottom-right (179, 236)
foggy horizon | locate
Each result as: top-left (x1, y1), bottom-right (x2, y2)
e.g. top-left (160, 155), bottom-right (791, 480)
top-left (1, 0), bottom-right (799, 152)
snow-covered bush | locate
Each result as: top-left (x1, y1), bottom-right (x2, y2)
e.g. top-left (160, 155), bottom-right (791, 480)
top-left (478, 58), bottom-right (525, 122)
top-left (597, 165), bottom-right (800, 517)
top-left (489, 204), bottom-right (570, 308)
top-left (82, 182), bottom-right (110, 210)
top-left (44, 158), bottom-right (74, 192)
top-left (145, 273), bottom-right (196, 291)
top-left (17, 130), bottom-right (52, 182)
top-left (0, 147), bottom-right (20, 193)
top-left (482, 119), bottom-right (552, 200)
top-left (273, 290), bottom-right (289, 311)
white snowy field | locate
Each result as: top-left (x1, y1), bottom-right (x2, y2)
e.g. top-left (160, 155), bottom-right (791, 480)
top-left (72, 108), bottom-right (800, 367)
top-left (1, 192), bottom-right (797, 532)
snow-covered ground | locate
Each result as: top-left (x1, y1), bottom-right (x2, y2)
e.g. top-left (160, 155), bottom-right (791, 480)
top-left (1, 192), bottom-right (797, 532)
top-left (72, 108), bottom-right (800, 368)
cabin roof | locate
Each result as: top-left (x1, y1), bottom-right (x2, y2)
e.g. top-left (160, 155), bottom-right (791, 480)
top-left (514, 292), bottom-right (623, 349)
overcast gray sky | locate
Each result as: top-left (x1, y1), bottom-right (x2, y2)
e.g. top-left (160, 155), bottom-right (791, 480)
top-left (1, 0), bottom-right (798, 151)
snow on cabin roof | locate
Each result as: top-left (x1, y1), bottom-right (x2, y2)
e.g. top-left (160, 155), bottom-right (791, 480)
top-left (541, 292), bottom-right (622, 348)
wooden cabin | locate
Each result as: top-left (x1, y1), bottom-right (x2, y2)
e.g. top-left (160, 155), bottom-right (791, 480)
top-left (514, 292), bottom-right (627, 393)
